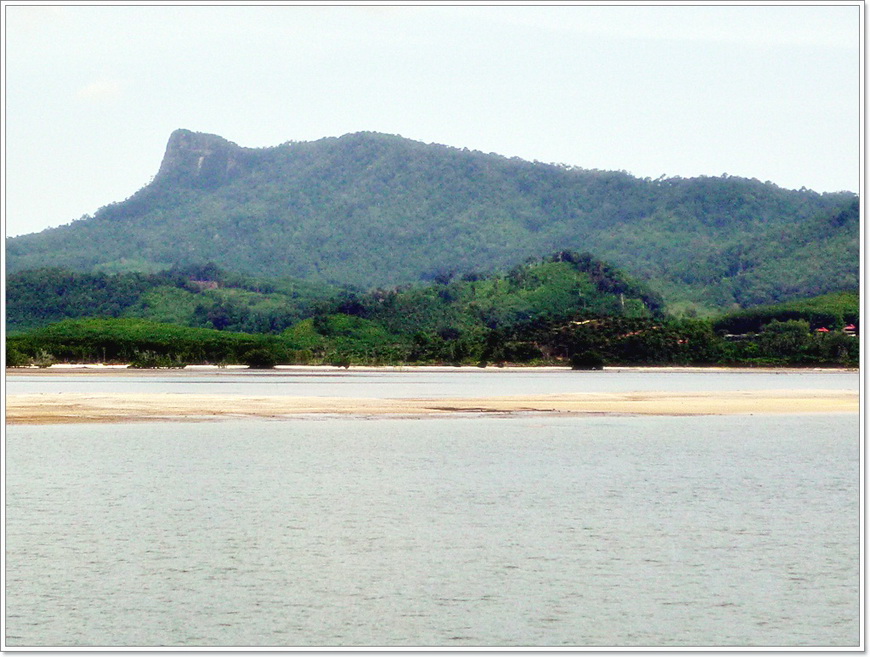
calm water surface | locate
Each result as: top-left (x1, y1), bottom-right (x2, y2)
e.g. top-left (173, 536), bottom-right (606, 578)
top-left (5, 393), bottom-right (860, 647)
top-left (6, 368), bottom-right (859, 397)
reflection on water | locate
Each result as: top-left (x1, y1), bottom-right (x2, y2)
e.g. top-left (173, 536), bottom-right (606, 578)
top-left (5, 412), bottom-right (859, 647)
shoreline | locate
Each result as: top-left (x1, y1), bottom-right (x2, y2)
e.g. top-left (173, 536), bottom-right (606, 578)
top-left (5, 364), bottom-right (860, 376)
top-left (6, 390), bottom-right (858, 424)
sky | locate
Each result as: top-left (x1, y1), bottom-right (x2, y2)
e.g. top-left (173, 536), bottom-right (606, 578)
top-left (2, 1), bottom-right (863, 237)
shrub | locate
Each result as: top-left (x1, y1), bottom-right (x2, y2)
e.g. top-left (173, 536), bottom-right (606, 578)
top-left (242, 348), bottom-right (278, 369)
top-left (570, 351), bottom-right (605, 370)
top-left (6, 347), bottom-right (30, 367)
top-left (33, 349), bottom-right (55, 368)
top-left (129, 350), bottom-right (186, 368)
top-left (328, 355), bottom-right (351, 369)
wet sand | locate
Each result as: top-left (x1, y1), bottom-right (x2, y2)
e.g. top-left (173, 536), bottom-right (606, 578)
top-left (5, 389), bottom-right (858, 424)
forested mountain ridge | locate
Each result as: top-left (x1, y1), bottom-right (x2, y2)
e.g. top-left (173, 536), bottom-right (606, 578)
top-left (6, 129), bottom-right (858, 312)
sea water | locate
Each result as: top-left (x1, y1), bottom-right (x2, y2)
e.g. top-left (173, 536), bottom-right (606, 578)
top-left (5, 367), bottom-right (859, 397)
top-left (5, 407), bottom-right (860, 647)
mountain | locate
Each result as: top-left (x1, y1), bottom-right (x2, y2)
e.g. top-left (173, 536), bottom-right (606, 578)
top-left (5, 129), bottom-right (859, 312)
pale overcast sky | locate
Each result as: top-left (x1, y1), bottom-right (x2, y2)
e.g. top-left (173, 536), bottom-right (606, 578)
top-left (2, 1), bottom-right (862, 237)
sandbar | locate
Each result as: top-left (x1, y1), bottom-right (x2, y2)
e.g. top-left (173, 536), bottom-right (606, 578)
top-left (5, 389), bottom-right (858, 424)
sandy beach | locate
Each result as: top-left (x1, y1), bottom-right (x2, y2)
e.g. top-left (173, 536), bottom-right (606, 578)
top-left (5, 389), bottom-right (858, 424)
top-left (6, 365), bottom-right (858, 424)
top-left (7, 364), bottom-right (859, 375)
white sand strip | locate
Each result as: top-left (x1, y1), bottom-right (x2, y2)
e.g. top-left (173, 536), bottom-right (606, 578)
top-left (5, 389), bottom-right (858, 424)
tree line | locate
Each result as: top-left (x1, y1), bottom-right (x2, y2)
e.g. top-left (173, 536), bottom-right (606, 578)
top-left (7, 254), bottom-right (858, 369)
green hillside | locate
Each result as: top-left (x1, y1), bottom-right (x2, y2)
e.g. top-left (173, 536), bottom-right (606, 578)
top-left (7, 251), bottom-right (661, 333)
top-left (6, 264), bottom-right (339, 334)
top-left (8, 290), bottom-right (857, 370)
top-left (6, 130), bottom-right (858, 312)
top-left (8, 253), bottom-right (857, 369)
top-left (6, 251), bottom-right (668, 367)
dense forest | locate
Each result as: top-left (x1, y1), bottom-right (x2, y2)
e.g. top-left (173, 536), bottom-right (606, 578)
top-left (6, 129), bottom-right (859, 314)
top-left (7, 252), bottom-right (662, 333)
top-left (6, 263), bottom-right (339, 334)
top-left (7, 253), bottom-right (859, 369)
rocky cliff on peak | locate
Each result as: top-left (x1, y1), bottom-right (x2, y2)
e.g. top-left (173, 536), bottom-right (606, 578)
top-left (154, 129), bottom-right (256, 189)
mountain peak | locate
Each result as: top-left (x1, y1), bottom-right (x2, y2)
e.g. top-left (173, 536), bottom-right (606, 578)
top-left (5, 130), bottom-right (858, 311)
top-left (155, 129), bottom-right (249, 188)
